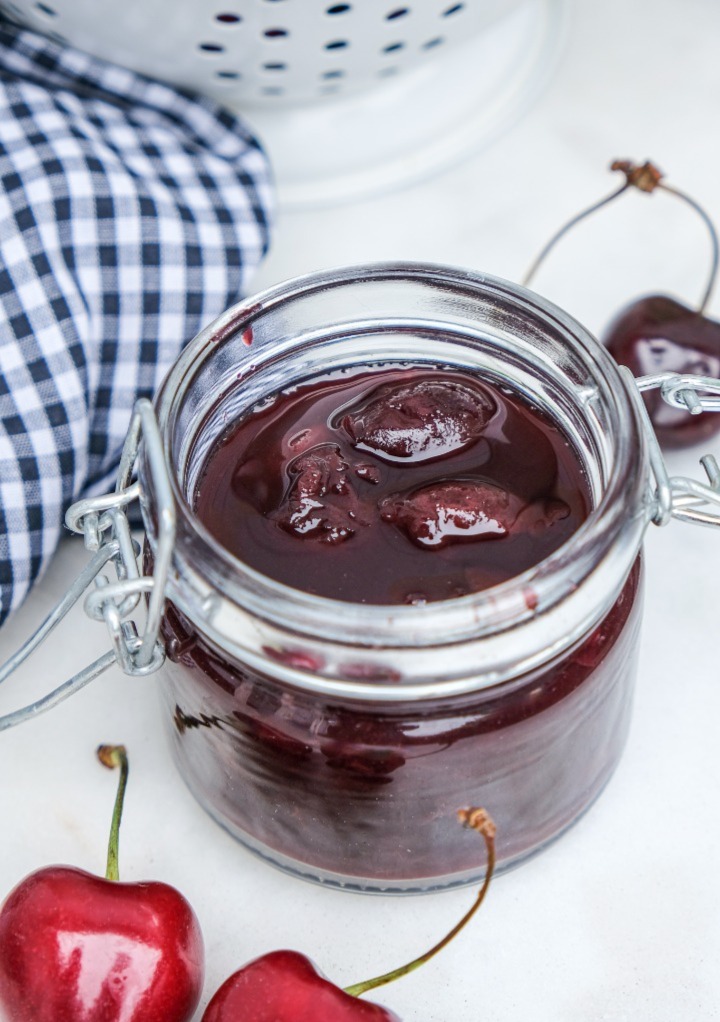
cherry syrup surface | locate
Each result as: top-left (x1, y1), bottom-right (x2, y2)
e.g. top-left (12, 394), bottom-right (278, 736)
top-left (194, 366), bottom-right (590, 603)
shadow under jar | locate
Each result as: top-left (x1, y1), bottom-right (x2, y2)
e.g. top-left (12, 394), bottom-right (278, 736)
top-left (142, 264), bottom-right (650, 892)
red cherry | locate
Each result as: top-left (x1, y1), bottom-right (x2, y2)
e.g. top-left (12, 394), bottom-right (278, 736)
top-left (0, 745), bottom-right (204, 1022)
top-left (0, 866), bottom-right (203, 1022)
top-left (603, 294), bottom-right (720, 448)
top-left (202, 950), bottom-right (401, 1022)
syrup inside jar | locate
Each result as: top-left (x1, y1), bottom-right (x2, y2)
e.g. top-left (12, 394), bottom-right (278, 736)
top-left (157, 353), bottom-right (643, 890)
top-left (194, 366), bottom-right (590, 604)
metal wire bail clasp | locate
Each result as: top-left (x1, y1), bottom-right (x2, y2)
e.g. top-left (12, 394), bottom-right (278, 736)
top-left (0, 399), bottom-right (174, 732)
top-left (621, 368), bottom-right (720, 528)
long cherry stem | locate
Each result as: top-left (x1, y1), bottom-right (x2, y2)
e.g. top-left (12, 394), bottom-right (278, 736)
top-left (344, 807), bottom-right (496, 999)
top-left (522, 160), bottom-right (719, 314)
top-left (521, 182), bottom-right (630, 288)
top-left (97, 744), bottom-right (129, 883)
top-left (659, 182), bottom-right (719, 314)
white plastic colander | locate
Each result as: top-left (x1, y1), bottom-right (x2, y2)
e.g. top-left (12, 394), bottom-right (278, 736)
top-left (3, 0), bottom-right (536, 106)
top-left (0, 0), bottom-right (566, 203)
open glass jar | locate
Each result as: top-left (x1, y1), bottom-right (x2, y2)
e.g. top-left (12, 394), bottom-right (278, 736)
top-left (5, 263), bottom-right (719, 893)
top-left (140, 264), bottom-right (653, 892)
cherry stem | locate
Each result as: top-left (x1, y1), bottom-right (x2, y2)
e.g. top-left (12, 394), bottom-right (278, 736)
top-left (659, 182), bottom-right (719, 315)
top-left (343, 807), bottom-right (496, 999)
top-left (96, 744), bottom-right (129, 883)
top-left (522, 159), bottom-right (720, 315)
top-left (521, 182), bottom-right (630, 288)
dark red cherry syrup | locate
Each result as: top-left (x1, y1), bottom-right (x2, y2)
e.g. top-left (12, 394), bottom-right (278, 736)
top-left (194, 366), bottom-right (590, 603)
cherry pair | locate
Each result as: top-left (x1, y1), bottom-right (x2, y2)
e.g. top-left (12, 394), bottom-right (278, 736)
top-left (0, 746), bottom-right (495, 1022)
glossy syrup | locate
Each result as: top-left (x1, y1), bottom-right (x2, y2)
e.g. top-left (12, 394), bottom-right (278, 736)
top-left (194, 365), bottom-right (591, 603)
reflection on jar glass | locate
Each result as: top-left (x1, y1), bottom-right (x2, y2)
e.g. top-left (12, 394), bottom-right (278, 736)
top-left (160, 560), bottom-right (641, 889)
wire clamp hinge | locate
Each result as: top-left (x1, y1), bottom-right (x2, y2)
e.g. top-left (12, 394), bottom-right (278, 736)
top-left (623, 368), bottom-right (720, 528)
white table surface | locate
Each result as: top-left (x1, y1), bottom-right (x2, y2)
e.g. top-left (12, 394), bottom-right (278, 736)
top-left (2, 0), bottom-right (720, 1018)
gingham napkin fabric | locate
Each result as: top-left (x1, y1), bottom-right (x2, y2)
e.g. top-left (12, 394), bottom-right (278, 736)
top-left (0, 16), bottom-right (273, 625)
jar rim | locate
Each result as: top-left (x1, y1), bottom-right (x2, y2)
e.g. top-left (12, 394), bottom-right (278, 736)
top-left (147, 262), bottom-right (650, 697)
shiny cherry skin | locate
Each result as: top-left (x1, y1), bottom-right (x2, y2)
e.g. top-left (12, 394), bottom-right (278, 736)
top-left (0, 865), bottom-right (204, 1022)
top-left (603, 294), bottom-right (720, 448)
top-left (202, 950), bottom-right (400, 1022)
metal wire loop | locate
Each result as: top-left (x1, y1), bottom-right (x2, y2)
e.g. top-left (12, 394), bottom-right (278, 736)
top-left (634, 371), bottom-right (720, 415)
top-left (625, 369), bottom-right (720, 528)
top-left (84, 576), bottom-right (155, 623)
top-left (65, 482), bottom-right (141, 550)
top-left (71, 398), bottom-right (175, 673)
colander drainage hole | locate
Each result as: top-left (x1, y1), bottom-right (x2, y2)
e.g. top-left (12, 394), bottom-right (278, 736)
top-left (422, 37), bottom-right (444, 49)
top-left (326, 3), bottom-right (351, 12)
top-left (264, 27), bottom-right (289, 38)
top-left (199, 42), bottom-right (225, 52)
top-left (386, 7), bottom-right (409, 20)
top-left (35, 1), bottom-right (57, 14)
top-left (215, 13), bottom-right (242, 23)
top-left (443, 2), bottom-right (465, 13)
top-left (382, 42), bottom-right (404, 53)
top-left (325, 39), bottom-right (349, 50)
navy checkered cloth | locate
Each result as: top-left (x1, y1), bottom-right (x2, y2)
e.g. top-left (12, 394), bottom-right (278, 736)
top-left (0, 16), bottom-right (273, 625)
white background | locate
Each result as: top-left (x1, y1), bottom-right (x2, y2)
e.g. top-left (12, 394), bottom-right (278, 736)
top-left (1, 1), bottom-right (720, 1018)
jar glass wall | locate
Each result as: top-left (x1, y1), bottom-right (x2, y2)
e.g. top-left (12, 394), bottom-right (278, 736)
top-left (141, 264), bottom-right (651, 891)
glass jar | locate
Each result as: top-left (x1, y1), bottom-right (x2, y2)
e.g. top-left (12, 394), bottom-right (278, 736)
top-left (138, 263), bottom-right (652, 892)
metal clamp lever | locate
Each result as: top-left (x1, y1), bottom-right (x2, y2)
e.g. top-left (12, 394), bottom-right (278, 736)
top-left (0, 399), bottom-right (174, 732)
top-left (621, 368), bottom-right (720, 528)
